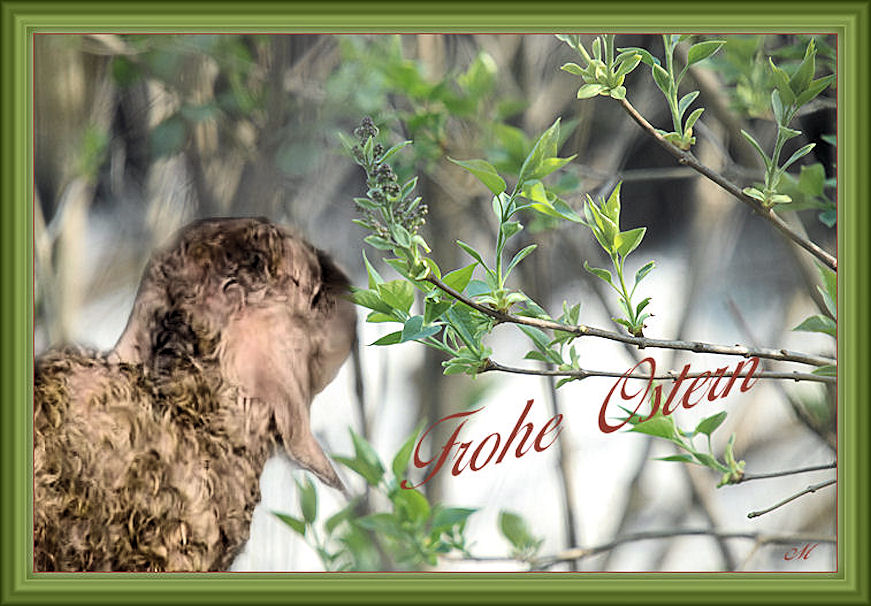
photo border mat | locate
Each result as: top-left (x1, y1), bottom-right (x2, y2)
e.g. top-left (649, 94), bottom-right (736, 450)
top-left (1, 1), bottom-right (868, 603)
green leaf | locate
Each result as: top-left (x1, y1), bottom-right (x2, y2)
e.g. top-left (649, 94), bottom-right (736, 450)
top-left (819, 208), bottom-right (836, 228)
top-left (656, 454), bottom-right (696, 464)
top-left (430, 507), bottom-right (476, 533)
top-left (608, 86), bottom-right (627, 100)
top-left (456, 240), bottom-right (489, 272)
top-left (742, 187), bottom-right (766, 202)
top-left (362, 250), bottom-right (383, 289)
top-left (448, 157), bottom-right (506, 196)
top-left (683, 107), bottom-right (704, 134)
top-left (694, 411), bottom-right (728, 437)
top-left (377, 280), bottom-right (415, 314)
top-left (505, 244), bottom-right (537, 277)
top-left (769, 58), bottom-right (796, 106)
top-left (617, 46), bottom-right (660, 67)
top-left (400, 315), bottom-right (441, 343)
top-left (583, 261), bottom-right (613, 286)
top-left (634, 260), bottom-right (655, 288)
top-left (379, 140), bottom-right (412, 164)
top-left (363, 235), bottom-right (394, 250)
top-left (498, 511), bottom-right (539, 552)
top-left (424, 299), bottom-right (452, 324)
top-left (273, 512), bottom-right (306, 536)
top-left (530, 155), bottom-right (576, 180)
top-left (518, 119), bottom-right (561, 186)
top-left (389, 223), bottom-right (412, 248)
top-left (519, 325), bottom-right (551, 353)
top-left (795, 75), bottom-right (835, 107)
top-left (818, 264), bottom-right (837, 313)
top-left (687, 40), bottom-right (725, 65)
top-left (771, 89), bottom-right (784, 123)
top-left (635, 296), bottom-right (652, 315)
top-left (615, 227), bottom-right (646, 258)
top-left (560, 62), bottom-right (584, 76)
top-left (325, 504), bottom-right (355, 535)
top-left (779, 124), bottom-right (802, 140)
top-left (392, 427), bottom-right (421, 480)
top-left (677, 90), bottom-right (700, 121)
top-left (442, 263), bottom-right (476, 293)
top-left (552, 198), bottom-right (584, 223)
top-left (812, 364), bottom-right (836, 377)
top-left (370, 331), bottom-right (402, 346)
top-left (366, 311), bottom-right (397, 323)
top-left (781, 143), bottom-right (815, 171)
top-left (501, 220), bottom-right (523, 239)
top-left (651, 64), bottom-right (672, 96)
top-left (692, 451), bottom-right (722, 470)
top-left (797, 163), bottom-right (825, 197)
top-left (789, 39), bottom-right (816, 94)
top-left (393, 488), bottom-right (430, 526)
top-left (524, 351), bottom-right (549, 363)
top-left (467, 279), bottom-right (491, 297)
top-left (615, 54), bottom-right (642, 77)
top-left (603, 181), bottom-right (622, 223)
top-left (356, 512), bottom-right (400, 535)
top-left (350, 287), bottom-right (394, 315)
top-left (295, 477), bottom-right (318, 524)
top-left (339, 429), bottom-right (385, 486)
top-left (445, 306), bottom-right (486, 352)
top-left (626, 411), bottom-right (680, 443)
top-left (793, 314), bottom-right (836, 337)
top-left (740, 129), bottom-right (771, 170)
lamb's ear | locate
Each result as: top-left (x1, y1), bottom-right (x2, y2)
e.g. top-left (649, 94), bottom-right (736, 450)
top-left (220, 306), bottom-right (346, 493)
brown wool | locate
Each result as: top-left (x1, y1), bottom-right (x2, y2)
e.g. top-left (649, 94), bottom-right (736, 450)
top-left (34, 217), bottom-right (357, 572)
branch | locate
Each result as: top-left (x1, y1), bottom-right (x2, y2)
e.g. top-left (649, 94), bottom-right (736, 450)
top-left (450, 529), bottom-right (835, 568)
top-left (616, 96), bottom-right (837, 271)
top-left (747, 479), bottom-right (836, 519)
top-left (483, 360), bottom-right (835, 384)
top-left (738, 462), bottom-right (836, 483)
top-left (424, 276), bottom-right (836, 367)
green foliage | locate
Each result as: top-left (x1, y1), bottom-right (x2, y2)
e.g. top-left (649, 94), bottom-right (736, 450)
top-left (741, 39), bottom-right (835, 209)
top-left (557, 34), bottom-right (642, 100)
top-left (274, 431), bottom-right (476, 570)
top-left (109, 36), bottom-right (266, 161)
top-left (581, 183), bottom-right (655, 337)
top-left (347, 115), bottom-right (582, 378)
top-left (621, 35), bottom-right (724, 150)
top-left (794, 264), bottom-right (836, 337)
top-left (498, 511), bottom-right (544, 561)
top-left (620, 405), bottom-right (746, 486)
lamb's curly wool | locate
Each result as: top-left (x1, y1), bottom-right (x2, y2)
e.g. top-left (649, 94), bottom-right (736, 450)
top-left (34, 217), bottom-right (357, 572)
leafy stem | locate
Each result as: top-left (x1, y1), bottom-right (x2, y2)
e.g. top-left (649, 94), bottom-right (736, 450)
top-left (741, 39), bottom-right (835, 208)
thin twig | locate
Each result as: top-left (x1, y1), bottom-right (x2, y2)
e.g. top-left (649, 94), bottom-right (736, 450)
top-left (448, 529), bottom-right (835, 568)
top-left (747, 479), bottom-right (836, 519)
top-left (537, 529), bottom-right (835, 569)
top-left (616, 96), bottom-right (837, 271)
top-left (738, 462), bottom-right (836, 483)
top-left (482, 360), bottom-right (835, 384)
top-left (424, 276), bottom-right (836, 367)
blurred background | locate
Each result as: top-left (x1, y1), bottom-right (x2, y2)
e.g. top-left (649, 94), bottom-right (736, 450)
top-left (34, 33), bottom-right (836, 571)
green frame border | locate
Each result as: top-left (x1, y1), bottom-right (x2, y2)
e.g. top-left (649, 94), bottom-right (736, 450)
top-left (1, 2), bottom-right (867, 604)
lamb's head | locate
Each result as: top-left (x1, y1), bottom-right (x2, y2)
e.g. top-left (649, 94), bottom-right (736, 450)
top-left (112, 217), bottom-right (356, 491)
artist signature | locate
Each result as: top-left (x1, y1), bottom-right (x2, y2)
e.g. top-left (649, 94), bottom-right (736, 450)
top-left (784, 543), bottom-right (818, 561)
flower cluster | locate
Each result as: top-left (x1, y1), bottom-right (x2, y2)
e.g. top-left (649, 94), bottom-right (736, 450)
top-left (350, 117), bottom-right (428, 241)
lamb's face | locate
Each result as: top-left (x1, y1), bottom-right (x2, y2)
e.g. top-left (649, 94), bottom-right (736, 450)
top-left (112, 217), bottom-right (356, 491)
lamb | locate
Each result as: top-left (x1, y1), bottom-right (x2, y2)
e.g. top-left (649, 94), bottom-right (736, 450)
top-left (33, 217), bottom-right (357, 571)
